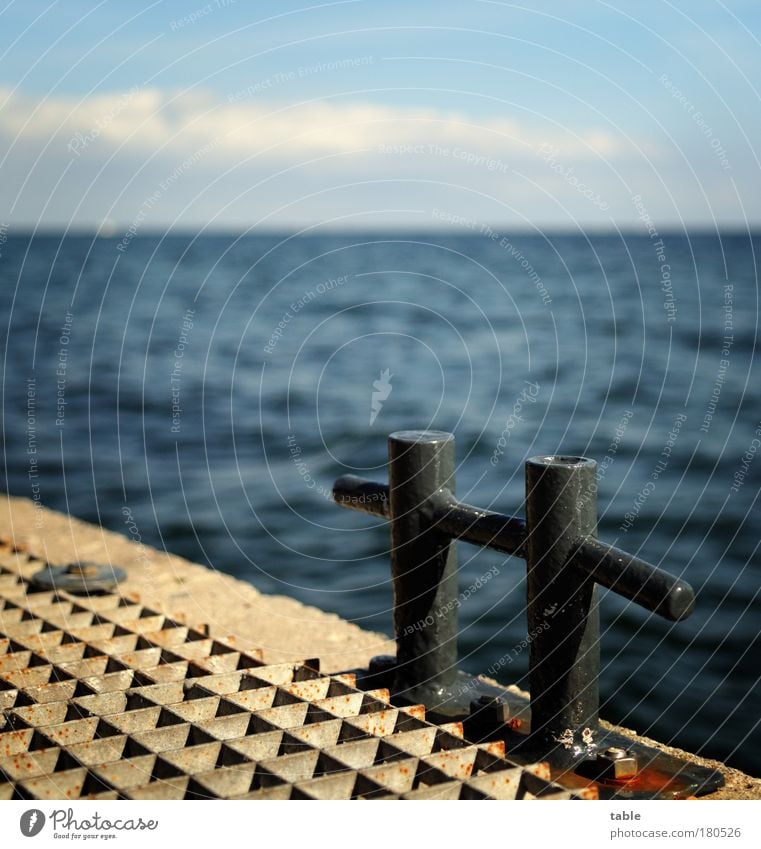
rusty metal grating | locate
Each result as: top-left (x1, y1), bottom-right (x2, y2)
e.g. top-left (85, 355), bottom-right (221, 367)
top-left (0, 542), bottom-right (583, 800)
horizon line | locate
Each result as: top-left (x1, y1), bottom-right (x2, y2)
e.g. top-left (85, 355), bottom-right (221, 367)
top-left (3, 225), bottom-right (761, 237)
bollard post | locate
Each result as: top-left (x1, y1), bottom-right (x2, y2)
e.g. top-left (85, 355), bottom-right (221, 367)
top-left (524, 455), bottom-right (600, 765)
top-left (387, 430), bottom-right (459, 706)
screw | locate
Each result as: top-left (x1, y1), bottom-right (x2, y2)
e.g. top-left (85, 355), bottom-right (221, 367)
top-left (605, 747), bottom-right (629, 760)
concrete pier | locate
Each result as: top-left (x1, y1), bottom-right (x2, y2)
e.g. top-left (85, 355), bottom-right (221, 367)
top-left (1, 494), bottom-right (758, 799)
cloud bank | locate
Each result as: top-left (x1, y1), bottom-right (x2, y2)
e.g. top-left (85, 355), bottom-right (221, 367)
top-left (0, 86), bottom-right (753, 231)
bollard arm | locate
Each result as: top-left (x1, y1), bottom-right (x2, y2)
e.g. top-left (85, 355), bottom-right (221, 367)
top-left (332, 474), bottom-right (389, 519)
top-left (571, 537), bottom-right (695, 622)
top-left (332, 475), bottom-right (695, 622)
top-left (430, 491), bottom-right (527, 557)
top-left (333, 475), bottom-right (527, 555)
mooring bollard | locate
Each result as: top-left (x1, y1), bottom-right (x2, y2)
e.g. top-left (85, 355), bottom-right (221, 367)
top-left (387, 431), bottom-right (459, 703)
top-left (332, 428), bottom-right (723, 796)
top-left (334, 430), bottom-right (525, 713)
top-left (524, 455), bottom-right (600, 764)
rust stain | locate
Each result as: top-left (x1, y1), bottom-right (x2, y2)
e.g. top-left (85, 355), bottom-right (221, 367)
top-left (598, 765), bottom-right (688, 795)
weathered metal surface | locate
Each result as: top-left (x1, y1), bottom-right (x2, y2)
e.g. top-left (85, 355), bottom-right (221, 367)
top-left (0, 543), bottom-right (582, 800)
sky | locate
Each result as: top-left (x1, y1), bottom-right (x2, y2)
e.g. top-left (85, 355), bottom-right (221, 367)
top-left (1, 0), bottom-right (760, 232)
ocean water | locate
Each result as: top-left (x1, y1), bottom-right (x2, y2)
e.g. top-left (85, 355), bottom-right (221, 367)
top-left (1, 231), bottom-right (758, 775)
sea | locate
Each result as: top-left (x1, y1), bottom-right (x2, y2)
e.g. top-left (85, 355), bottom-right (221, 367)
top-left (1, 231), bottom-right (758, 775)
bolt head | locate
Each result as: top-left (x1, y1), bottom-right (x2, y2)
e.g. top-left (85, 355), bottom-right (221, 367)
top-left (470, 695), bottom-right (510, 724)
top-left (596, 747), bottom-right (637, 780)
top-left (368, 655), bottom-right (396, 675)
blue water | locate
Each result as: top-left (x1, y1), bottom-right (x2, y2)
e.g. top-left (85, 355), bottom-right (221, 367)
top-left (1, 231), bottom-right (759, 775)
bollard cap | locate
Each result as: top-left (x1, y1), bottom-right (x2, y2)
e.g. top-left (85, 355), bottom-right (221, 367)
top-left (526, 455), bottom-right (596, 468)
top-left (389, 430), bottom-right (454, 446)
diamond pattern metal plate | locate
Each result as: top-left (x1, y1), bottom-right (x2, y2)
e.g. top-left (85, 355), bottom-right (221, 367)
top-left (0, 540), bottom-right (585, 800)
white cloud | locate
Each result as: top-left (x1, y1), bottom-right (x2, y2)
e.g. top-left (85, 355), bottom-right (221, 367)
top-left (0, 87), bottom-right (750, 229)
top-left (0, 86), bottom-right (625, 161)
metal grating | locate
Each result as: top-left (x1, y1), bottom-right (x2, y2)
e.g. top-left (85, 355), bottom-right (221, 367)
top-left (0, 541), bottom-right (585, 800)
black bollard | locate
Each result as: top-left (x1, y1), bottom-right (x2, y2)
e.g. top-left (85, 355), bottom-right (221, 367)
top-left (387, 430), bottom-right (459, 706)
top-left (524, 455), bottom-right (600, 765)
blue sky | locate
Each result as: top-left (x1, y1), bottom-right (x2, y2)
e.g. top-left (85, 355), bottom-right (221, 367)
top-left (1, 0), bottom-right (760, 230)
